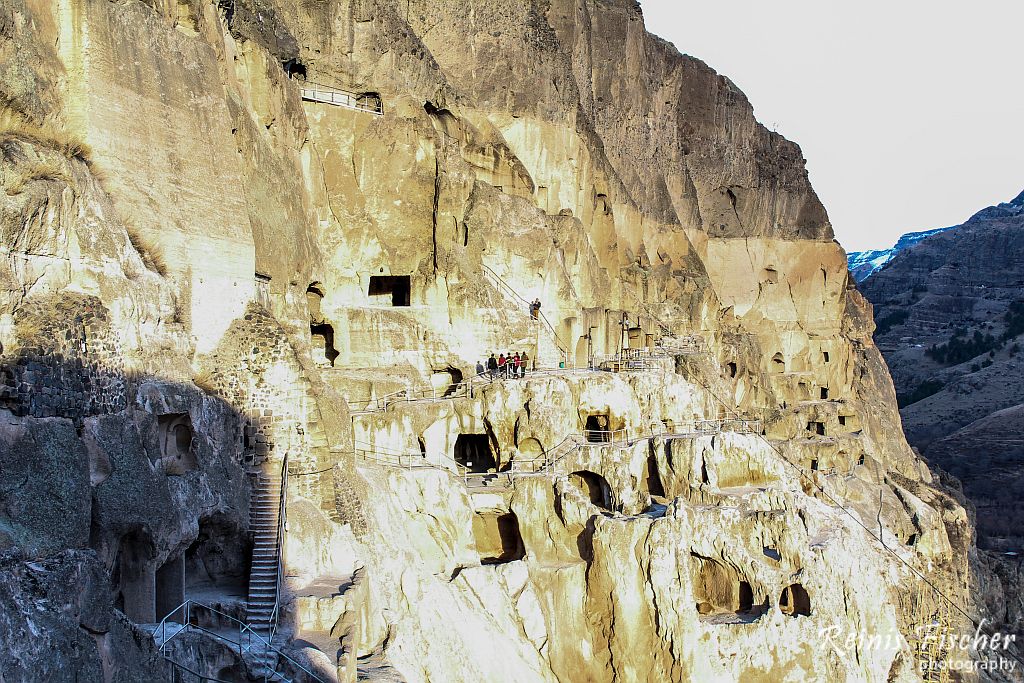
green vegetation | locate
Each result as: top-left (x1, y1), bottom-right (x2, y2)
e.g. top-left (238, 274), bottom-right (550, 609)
top-left (924, 300), bottom-right (1024, 366)
top-left (897, 379), bottom-right (944, 408)
top-left (874, 309), bottom-right (909, 336)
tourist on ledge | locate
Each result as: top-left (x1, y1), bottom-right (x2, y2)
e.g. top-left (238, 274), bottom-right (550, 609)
top-left (497, 353), bottom-right (506, 378)
top-left (476, 359), bottom-right (485, 376)
top-left (520, 351), bottom-right (529, 376)
top-left (487, 353), bottom-right (498, 378)
top-left (512, 352), bottom-right (521, 377)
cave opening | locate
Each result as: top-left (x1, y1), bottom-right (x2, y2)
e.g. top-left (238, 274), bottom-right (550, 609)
top-left (691, 554), bottom-right (761, 618)
top-left (114, 530), bottom-right (156, 623)
top-left (726, 361), bottom-right (738, 378)
top-left (454, 434), bottom-right (496, 473)
top-left (808, 421), bottom-right (826, 436)
top-left (472, 511), bottom-right (525, 564)
top-left (368, 275), bottom-right (411, 306)
top-left (820, 386), bottom-right (829, 400)
top-left (645, 453), bottom-right (665, 497)
top-left (770, 353), bottom-right (785, 373)
top-left (584, 414), bottom-right (611, 442)
top-left (158, 413), bottom-right (196, 475)
top-left (155, 555), bottom-right (185, 622)
top-left (569, 470), bottom-right (612, 509)
top-left (185, 515), bottom-right (251, 601)
top-left (779, 583), bottom-right (811, 617)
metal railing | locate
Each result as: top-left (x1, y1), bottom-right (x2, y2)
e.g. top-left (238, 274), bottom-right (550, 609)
top-left (155, 600), bottom-right (325, 683)
top-left (268, 454), bottom-right (288, 643)
top-left (299, 82), bottom-right (383, 115)
top-left (480, 264), bottom-right (570, 364)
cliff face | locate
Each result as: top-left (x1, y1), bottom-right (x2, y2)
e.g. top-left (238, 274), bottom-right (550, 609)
top-left (0, 0), bottom-right (995, 681)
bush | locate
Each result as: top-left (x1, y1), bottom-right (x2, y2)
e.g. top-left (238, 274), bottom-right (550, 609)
top-left (124, 224), bottom-right (168, 277)
top-left (0, 104), bottom-right (92, 164)
top-left (874, 309), bottom-right (909, 336)
top-left (898, 379), bottom-right (945, 408)
top-left (2, 160), bottom-right (69, 195)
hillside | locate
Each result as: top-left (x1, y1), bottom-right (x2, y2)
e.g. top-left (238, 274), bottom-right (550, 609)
top-left (860, 190), bottom-right (1024, 550)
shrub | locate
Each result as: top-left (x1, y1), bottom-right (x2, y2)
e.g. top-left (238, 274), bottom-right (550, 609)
top-left (874, 309), bottom-right (909, 336)
top-left (897, 379), bottom-right (944, 408)
top-left (3, 160), bottom-right (69, 195)
top-left (0, 104), bottom-right (93, 164)
top-left (124, 224), bottom-right (168, 277)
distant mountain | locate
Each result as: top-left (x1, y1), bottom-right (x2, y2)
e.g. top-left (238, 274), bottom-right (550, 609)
top-left (856, 188), bottom-right (1024, 549)
top-left (847, 227), bottom-right (955, 282)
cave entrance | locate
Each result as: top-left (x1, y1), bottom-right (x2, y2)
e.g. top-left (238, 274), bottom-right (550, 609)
top-left (158, 414), bottom-right (196, 475)
top-left (584, 414), bottom-right (611, 442)
top-left (368, 275), bottom-right (411, 306)
top-left (644, 453), bottom-right (665, 497)
top-left (454, 434), bottom-right (496, 473)
top-left (155, 555), bottom-right (185, 622)
top-left (691, 554), bottom-right (760, 618)
top-left (185, 515), bottom-right (251, 601)
top-left (808, 421), bottom-right (826, 436)
top-left (569, 470), bottom-right (612, 509)
top-left (820, 386), bottom-right (829, 400)
top-left (472, 511), bottom-right (525, 564)
top-left (770, 353), bottom-right (785, 373)
top-left (310, 323), bottom-right (340, 367)
top-left (114, 530), bottom-right (156, 623)
top-left (307, 284), bottom-right (339, 366)
top-left (779, 583), bottom-right (811, 617)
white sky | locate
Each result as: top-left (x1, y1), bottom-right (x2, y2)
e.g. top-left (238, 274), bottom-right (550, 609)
top-left (640, 0), bottom-right (1024, 252)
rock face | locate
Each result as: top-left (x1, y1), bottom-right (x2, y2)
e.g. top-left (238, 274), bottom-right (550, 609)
top-left (0, 0), bottom-right (1010, 681)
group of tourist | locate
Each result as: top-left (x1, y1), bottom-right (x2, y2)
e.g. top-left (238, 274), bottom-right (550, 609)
top-left (477, 352), bottom-right (531, 379)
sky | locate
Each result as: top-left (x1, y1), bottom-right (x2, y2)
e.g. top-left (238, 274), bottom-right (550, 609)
top-left (640, 0), bottom-right (1024, 252)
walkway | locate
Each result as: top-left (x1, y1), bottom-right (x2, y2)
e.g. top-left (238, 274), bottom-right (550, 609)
top-left (299, 82), bottom-right (383, 115)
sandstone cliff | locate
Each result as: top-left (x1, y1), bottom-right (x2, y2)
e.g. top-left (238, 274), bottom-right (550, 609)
top-left (0, 0), bottom-right (1009, 681)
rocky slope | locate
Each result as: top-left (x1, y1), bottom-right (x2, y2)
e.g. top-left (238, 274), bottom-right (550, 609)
top-left (859, 190), bottom-right (1024, 553)
top-left (0, 0), bottom-right (1016, 681)
top-left (848, 226), bottom-right (955, 282)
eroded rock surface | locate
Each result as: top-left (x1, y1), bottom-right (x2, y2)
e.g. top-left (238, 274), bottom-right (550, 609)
top-left (0, 0), bottom-right (1013, 681)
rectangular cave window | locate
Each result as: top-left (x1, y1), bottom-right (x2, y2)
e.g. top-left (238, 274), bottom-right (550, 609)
top-left (823, 351), bottom-right (830, 363)
top-left (820, 387), bottom-right (829, 400)
top-left (368, 275), bottom-right (411, 306)
top-left (838, 415), bottom-right (847, 426)
top-left (808, 421), bottom-right (826, 436)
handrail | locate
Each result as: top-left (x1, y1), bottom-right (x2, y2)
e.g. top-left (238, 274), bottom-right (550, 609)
top-left (480, 264), bottom-right (569, 363)
top-left (348, 372), bottom-right (493, 413)
top-left (155, 599), bottom-right (325, 682)
top-left (298, 82), bottom-right (383, 115)
top-left (268, 454), bottom-right (288, 643)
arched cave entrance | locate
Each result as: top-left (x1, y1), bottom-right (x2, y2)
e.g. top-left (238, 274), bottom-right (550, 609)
top-left (158, 413), bottom-right (196, 475)
top-left (454, 434), bottom-right (496, 473)
top-left (570, 470), bottom-right (612, 509)
top-left (368, 275), bottom-right (411, 306)
top-left (691, 554), bottom-right (761, 618)
top-left (472, 511), bottom-right (525, 564)
top-left (779, 583), bottom-right (811, 617)
top-left (770, 353), bottom-right (786, 373)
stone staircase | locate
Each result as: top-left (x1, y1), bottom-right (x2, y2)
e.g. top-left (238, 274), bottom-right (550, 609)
top-left (247, 465), bottom-right (284, 636)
